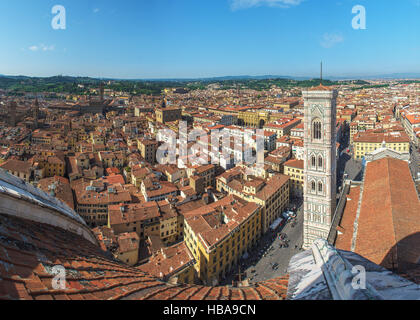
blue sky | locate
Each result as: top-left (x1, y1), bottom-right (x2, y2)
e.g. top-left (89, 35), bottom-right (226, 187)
top-left (0, 0), bottom-right (419, 79)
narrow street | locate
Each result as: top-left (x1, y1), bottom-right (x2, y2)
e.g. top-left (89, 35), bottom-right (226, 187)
top-left (409, 141), bottom-right (420, 179)
top-left (246, 203), bottom-right (304, 283)
top-left (221, 200), bottom-right (304, 285)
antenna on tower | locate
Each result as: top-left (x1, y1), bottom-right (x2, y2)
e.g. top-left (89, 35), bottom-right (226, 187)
top-left (320, 61), bottom-right (323, 85)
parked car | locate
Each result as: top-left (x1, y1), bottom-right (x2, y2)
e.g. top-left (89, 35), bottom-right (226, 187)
top-left (283, 210), bottom-right (296, 220)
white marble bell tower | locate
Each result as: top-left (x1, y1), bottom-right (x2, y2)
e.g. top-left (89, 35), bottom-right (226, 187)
top-left (302, 84), bottom-right (337, 249)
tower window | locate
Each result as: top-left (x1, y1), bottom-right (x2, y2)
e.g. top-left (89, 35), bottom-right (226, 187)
top-left (318, 182), bottom-right (323, 193)
top-left (318, 156), bottom-right (323, 168)
top-left (311, 181), bottom-right (316, 192)
top-left (312, 120), bottom-right (322, 140)
top-left (311, 156), bottom-right (316, 168)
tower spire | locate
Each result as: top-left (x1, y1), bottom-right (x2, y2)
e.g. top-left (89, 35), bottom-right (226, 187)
top-left (99, 82), bottom-right (104, 102)
top-left (320, 61), bottom-right (323, 85)
top-left (33, 95), bottom-right (40, 129)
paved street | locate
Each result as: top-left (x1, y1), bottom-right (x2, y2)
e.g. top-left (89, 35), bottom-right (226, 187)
top-left (245, 201), bottom-right (304, 283)
top-left (337, 130), bottom-right (363, 187)
top-left (409, 142), bottom-right (420, 179)
top-left (219, 199), bottom-right (304, 285)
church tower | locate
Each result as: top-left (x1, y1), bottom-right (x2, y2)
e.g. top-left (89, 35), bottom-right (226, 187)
top-left (8, 101), bottom-right (17, 127)
top-left (33, 97), bottom-right (40, 129)
top-left (302, 84), bottom-right (337, 249)
top-left (99, 82), bottom-right (104, 102)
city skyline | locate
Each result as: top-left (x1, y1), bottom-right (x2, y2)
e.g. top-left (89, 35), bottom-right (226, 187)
top-left (0, 0), bottom-right (419, 306)
top-left (0, 0), bottom-right (419, 79)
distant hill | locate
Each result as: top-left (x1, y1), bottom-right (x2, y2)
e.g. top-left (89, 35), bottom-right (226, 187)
top-left (328, 73), bottom-right (420, 80)
top-left (138, 75), bottom-right (311, 82)
top-left (0, 73), bottom-right (418, 96)
top-left (0, 73), bottom-right (419, 82)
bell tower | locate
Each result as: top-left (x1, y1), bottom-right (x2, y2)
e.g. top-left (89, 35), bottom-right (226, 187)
top-left (33, 97), bottom-right (40, 129)
top-left (8, 101), bottom-right (17, 127)
top-left (302, 82), bottom-right (337, 249)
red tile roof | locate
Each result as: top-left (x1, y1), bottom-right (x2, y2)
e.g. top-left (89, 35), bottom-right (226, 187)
top-left (356, 158), bottom-right (420, 272)
top-left (284, 159), bottom-right (304, 170)
top-left (0, 213), bottom-right (289, 300)
top-left (137, 242), bottom-right (195, 280)
top-left (336, 157), bottom-right (420, 275)
top-left (0, 159), bottom-right (32, 174)
top-left (308, 84), bottom-right (334, 91)
top-left (335, 185), bottom-right (361, 251)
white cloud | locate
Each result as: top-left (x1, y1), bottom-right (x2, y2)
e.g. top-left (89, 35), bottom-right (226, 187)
top-left (28, 44), bottom-right (55, 52)
top-left (320, 33), bottom-right (344, 48)
top-left (230, 0), bottom-right (303, 10)
top-left (93, 8), bottom-right (100, 13)
top-left (42, 44), bottom-right (55, 51)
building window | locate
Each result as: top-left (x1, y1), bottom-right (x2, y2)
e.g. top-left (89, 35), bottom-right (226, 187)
top-left (318, 182), bottom-right (323, 193)
top-left (318, 156), bottom-right (323, 169)
top-left (312, 119), bottom-right (322, 140)
top-left (311, 181), bottom-right (316, 192)
top-left (311, 156), bottom-right (316, 167)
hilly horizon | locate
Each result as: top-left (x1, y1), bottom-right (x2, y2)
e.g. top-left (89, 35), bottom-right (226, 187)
top-left (1, 73), bottom-right (420, 82)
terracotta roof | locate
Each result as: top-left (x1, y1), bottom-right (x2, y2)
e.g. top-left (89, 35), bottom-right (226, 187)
top-left (405, 114), bottom-right (420, 125)
top-left (308, 84), bottom-right (334, 91)
top-left (184, 195), bottom-right (261, 248)
top-left (137, 242), bottom-right (195, 280)
top-left (0, 213), bottom-right (289, 300)
top-left (356, 158), bottom-right (420, 272)
top-left (143, 181), bottom-right (178, 199)
top-left (336, 157), bottom-right (420, 276)
top-left (109, 202), bottom-right (160, 225)
top-left (38, 176), bottom-right (75, 209)
top-left (353, 131), bottom-right (410, 143)
top-left (284, 159), bottom-right (304, 170)
top-left (0, 159), bottom-right (32, 174)
top-left (104, 174), bottom-right (125, 185)
top-left (335, 185), bottom-right (361, 251)
top-left (117, 233), bottom-right (140, 254)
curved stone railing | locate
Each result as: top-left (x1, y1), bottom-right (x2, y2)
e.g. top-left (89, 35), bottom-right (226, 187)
top-left (0, 169), bottom-right (97, 244)
top-left (312, 239), bottom-right (384, 300)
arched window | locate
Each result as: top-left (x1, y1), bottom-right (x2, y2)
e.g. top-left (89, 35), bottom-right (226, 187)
top-left (318, 182), bottom-right (323, 193)
top-left (311, 156), bottom-right (316, 168)
top-left (318, 156), bottom-right (323, 168)
top-left (311, 181), bottom-right (316, 192)
top-left (312, 119), bottom-right (322, 140)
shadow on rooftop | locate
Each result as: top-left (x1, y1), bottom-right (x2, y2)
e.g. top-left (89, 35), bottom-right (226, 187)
top-left (380, 232), bottom-right (420, 284)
